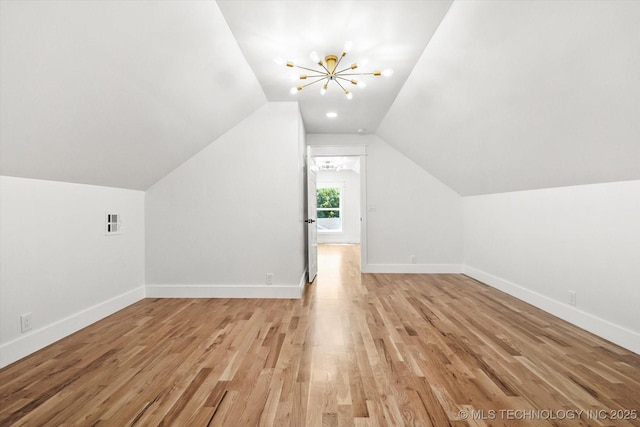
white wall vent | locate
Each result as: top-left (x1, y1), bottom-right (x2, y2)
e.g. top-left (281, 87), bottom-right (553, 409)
top-left (105, 213), bottom-right (122, 235)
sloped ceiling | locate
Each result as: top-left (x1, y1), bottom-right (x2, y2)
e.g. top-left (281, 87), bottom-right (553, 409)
top-left (378, 0), bottom-right (640, 196)
top-left (0, 0), bottom-right (266, 190)
top-left (2, 1), bottom-right (639, 196)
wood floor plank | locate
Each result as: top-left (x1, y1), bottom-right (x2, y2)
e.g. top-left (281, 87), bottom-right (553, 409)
top-left (1, 244), bottom-right (639, 426)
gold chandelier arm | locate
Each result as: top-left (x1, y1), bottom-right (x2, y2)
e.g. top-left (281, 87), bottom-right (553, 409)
top-left (334, 76), bottom-right (356, 84)
top-left (294, 64), bottom-right (326, 74)
top-left (334, 71), bottom-right (381, 77)
top-left (302, 74), bottom-right (330, 79)
top-left (335, 67), bottom-right (353, 74)
top-left (317, 61), bottom-right (331, 74)
top-left (333, 51), bottom-right (346, 72)
top-left (298, 76), bottom-right (328, 90)
top-left (335, 64), bottom-right (359, 74)
top-left (334, 78), bottom-right (348, 92)
top-left (333, 78), bottom-right (353, 99)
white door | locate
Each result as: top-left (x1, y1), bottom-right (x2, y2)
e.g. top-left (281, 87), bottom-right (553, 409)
top-left (307, 157), bottom-right (318, 282)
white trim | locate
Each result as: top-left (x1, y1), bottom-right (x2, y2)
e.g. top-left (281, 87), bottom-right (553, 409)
top-left (0, 286), bottom-right (145, 368)
top-left (308, 145), bottom-right (367, 156)
top-left (362, 264), bottom-right (463, 274)
top-left (463, 266), bottom-right (640, 355)
top-left (359, 155), bottom-right (368, 267)
top-left (146, 283), bottom-right (304, 299)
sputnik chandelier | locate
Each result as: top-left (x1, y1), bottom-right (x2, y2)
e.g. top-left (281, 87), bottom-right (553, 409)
top-left (276, 42), bottom-right (393, 100)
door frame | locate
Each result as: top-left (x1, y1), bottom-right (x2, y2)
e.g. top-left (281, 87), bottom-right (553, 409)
top-left (307, 145), bottom-right (368, 269)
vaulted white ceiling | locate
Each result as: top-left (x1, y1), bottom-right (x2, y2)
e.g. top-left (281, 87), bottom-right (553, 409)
top-left (378, 0), bottom-right (640, 195)
top-left (0, 0), bottom-right (265, 190)
top-left (1, 1), bottom-right (639, 195)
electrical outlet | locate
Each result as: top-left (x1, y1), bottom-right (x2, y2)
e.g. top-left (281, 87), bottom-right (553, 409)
top-left (266, 273), bottom-right (273, 285)
top-left (569, 291), bottom-right (577, 306)
top-left (21, 313), bottom-right (32, 333)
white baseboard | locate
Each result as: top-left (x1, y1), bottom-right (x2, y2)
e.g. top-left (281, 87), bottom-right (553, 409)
top-left (0, 286), bottom-right (145, 368)
top-left (463, 266), bottom-right (640, 355)
top-left (362, 263), bottom-right (463, 274)
top-left (146, 282), bottom-right (305, 299)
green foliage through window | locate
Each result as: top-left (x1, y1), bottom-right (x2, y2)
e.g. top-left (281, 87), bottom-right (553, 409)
top-left (317, 188), bottom-right (340, 209)
top-left (318, 209), bottom-right (340, 218)
top-left (317, 188), bottom-right (341, 218)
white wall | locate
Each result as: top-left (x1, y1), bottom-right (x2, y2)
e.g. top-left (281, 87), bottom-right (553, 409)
top-left (464, 180), bottom-right (640, 354)
top-left (146, 103), bottom-right (307, 298)
top-left (0, 0), bottom-right (267, 190)
top-left (307, 134), bottom-right (464, 273)
top-left (316, 169), bottom-right (361, 244)
top-left (0, 176), bottom-right (145, 367)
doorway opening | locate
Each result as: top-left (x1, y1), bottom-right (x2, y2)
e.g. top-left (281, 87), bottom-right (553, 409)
top-left (306, 145), bottom-right (367, 283)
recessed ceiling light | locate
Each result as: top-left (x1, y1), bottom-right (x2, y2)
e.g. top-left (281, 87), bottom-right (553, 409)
top-left (326, 112), bottom-right (338, 118)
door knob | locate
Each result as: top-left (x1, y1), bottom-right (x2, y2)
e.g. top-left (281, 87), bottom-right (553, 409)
top-left (305, 219), bottom-right (316, 223)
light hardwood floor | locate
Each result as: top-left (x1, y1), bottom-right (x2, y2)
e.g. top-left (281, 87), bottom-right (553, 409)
top-left (1, 244), bottom-right (639, 426)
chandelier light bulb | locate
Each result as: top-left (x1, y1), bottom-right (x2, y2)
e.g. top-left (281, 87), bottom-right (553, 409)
top-left (320, 84), bottom-right (327, 95)
top-left (343, 41), bottom-right (353, 52)
top-left (381, 68), bottom-right (394, 77)
top-left (357, 81), bottom-right (367, 88)
top-left (310, 51), bottom-right (320, 63)
top-left (290, 86), bottom-right (300, 95)
top-left (273, 57), bottom-right (284, 66)
top-left (345, 91), bottom-right (353, 100)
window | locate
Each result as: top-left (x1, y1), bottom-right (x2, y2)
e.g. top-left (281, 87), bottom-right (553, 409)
top-left (317, 184), bottom-right (342, 232)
